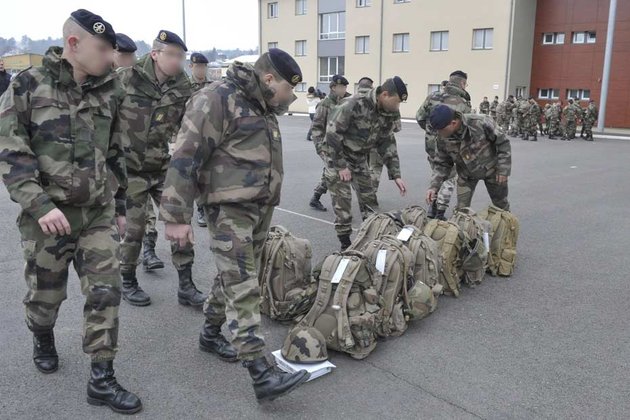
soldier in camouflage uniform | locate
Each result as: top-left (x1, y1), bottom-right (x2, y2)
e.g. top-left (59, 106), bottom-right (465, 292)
top-left (159, 48), bottom-right (310, 402)
top-left (543, 103), bottom-right (552, 135)
top-left (581, 99), bottom-right (598, 141)
top-left (189, 52), bottom-right (213, 226)
top-left (548, 102), bottom-right (562, 139)
top-left (561, 98), bottom-right (579, 140)
top-left (416, 70), bottom-right (472, 220)
top-left (308, 75), bottom-right (349, 212)
top-left (504, 95), bottom-right (516, 135)
top-left (516, 97), bottom-right (529, 138)
top-left (489, 96), bottom-right (499, 121)
top-left (426, 105), bottom-right (512, 211)
top-left (117, 30), bottom-right (205, 308)
top-left (113, 33), bottom-right (137, 69)
top-left (522, 97), bottom-right (541, 141)
top-left (0, 10), bottom-right (141, 414)
top-left (479, 97), bottom-right (490, 115)
top-left (325, 77), bottom-right (409, 250)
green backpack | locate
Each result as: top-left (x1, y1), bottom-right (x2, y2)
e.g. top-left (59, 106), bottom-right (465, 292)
top-left (299, 251), bottom-right (381, 360)
top-left (449, 208), bottom-right (490, 286)
top-left (423, 220), bottom-right (465, 297)
top-left (348, 213), bottom-right (400, 252)
top-left (478, 205), bottom-right (520, 277)
top-left (360, 236), bottom-right (415, 337)
top-left (258, 226), bottom-right (317, 321)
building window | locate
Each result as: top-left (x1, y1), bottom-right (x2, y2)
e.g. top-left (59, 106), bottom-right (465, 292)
top-left (295, 40), bottom-right (307, 56)
top-left (295, 82), bottom-right (307, 92)
top-left (268, 42), bottom-right (278, 50)
top-left (356, 0), bottom-right (371, 7)
top-left (319, 56), bottom-right (345, 82)
top-left (355, 36), bottom-right (370, 54)
top-left (538, 88), bottom-right (560, 99)
top-left (473, 28), bottom-right (493, 50)
top-left (320, 12), bottom-right (345, 40)
top-left (427, 84), bottom-right (441, 95)
top-left (542, 32), bottom-right (565, 45)
top-left (572, 31), bottom-right (596, 44)
top-left (268, 2), bottom-right (278, 18)
top-left (295, 0), bottom-right (307, 15)
top-left (567, 89), bottom-right (590, 100)
top-left (430, 31), bottom-right (449, 51)
top-left (515, 86), bottom-right (527, 98)
top-left (393, 33), bottom-right (410, 53)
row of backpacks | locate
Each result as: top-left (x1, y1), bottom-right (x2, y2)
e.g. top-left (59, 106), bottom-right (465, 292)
top-left (258, 204), bottom-right (520, 360)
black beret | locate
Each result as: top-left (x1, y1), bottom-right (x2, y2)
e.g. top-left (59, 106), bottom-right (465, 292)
top-left (115, 33), bottom-right (137, 53)
top-left (392, 76), bottom-right (408, 101)
top-left (70, 9), bottom-right (116, 48)
top-left (449, 70), bottom-right (468, 80)
top-left (359, 76), bottom-right (373, 84)
top-left (156, 30), bottom-right (187, 51)
top-left (268, 48), bottom-right (302, 86)
top-left (331, 75), bottom-right (349, 86)
top-left (190, 52), bottom-right (209, 64)
top-left (429, 105), bottom-right (456, 130)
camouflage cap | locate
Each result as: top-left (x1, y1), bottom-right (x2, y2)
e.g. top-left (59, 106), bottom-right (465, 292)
top-left (281, 326), bottom-right (328, 364)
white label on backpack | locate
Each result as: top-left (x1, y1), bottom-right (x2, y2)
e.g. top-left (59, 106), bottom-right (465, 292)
top-left (397, 227), bottom-right (413, 242)
top-left (483, 232), bottom-right (490, 250)
top-left (331, 258), bottom-right (350, 284)
top-left (375, 250), bottom-right (387, 274)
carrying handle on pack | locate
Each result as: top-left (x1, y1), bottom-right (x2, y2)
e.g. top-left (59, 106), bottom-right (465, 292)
top-left (269, 225), bottom-right (290, 236)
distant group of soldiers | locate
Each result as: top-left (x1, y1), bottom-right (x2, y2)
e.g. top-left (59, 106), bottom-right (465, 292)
top-left (487, 95), bottom-right (599, 142)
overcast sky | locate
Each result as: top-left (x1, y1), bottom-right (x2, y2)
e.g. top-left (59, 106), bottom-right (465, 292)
top-left (1, 0), bottom-right (259, 51)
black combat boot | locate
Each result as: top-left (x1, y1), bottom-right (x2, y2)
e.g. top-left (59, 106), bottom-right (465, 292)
top-left (197, 206), bottom-right (207, 227)
top-left (33, 330), bottom-right (58, 373)
top-left (177, 265), bottom-right (207, 307)
top-left (244, 357), bottom-right (310, 402)
top-left (309, 192), bottom-right (327, 211)
top-left (531, 134), bottom-right (538, 141)
top-left (199, 320), bottom-right (238, 362)
top-left (338, 234), bottom-right (352, 251)
top-left (121, 271), bottom-right (151, 306)
top-left (142, 231), bottom-right (164, 271)
top-left (86, 361), bottom-right (142, 414)
top-left (427, 201), bottom-right (438, 219)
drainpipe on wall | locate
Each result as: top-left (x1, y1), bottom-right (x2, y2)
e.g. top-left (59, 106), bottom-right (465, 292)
top-left (504, 0), bottom-right (515, 100)
top-left (379, 0), bottom-right (384, 85)
top-left (597, 0), bottom-right (617, 132)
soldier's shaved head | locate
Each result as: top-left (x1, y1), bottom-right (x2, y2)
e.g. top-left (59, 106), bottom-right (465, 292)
top-left (61, 17), bottom-right (114, 79)
top-left (62, 18), bottom-right (89, 43)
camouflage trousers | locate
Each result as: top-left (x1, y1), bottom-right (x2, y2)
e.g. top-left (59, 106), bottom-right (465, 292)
top-left (325, 162), bottom-right (377, 236)
top-left (18, 203), bottom-right (121, 362)
top-left (564, 120), bottom-right (577, 139)
top-left (202, 203), bottom-right (273, 361)
top-left (583, 120), bottom-right (594, 139)
top-left (523, 117), bottom-right (538, 137)
top-left (429, 160), bottom-right (456, 211)
top-left (368, 150), bottom-right (384, 193)
top-left (144, 198), bottom-right (158, 236)
top-left (549, 119), bottom-right (561, 136)
top-left (456, 176), bottom-right (510, 211)
top-left (120, 172), bottom-right (194, 273)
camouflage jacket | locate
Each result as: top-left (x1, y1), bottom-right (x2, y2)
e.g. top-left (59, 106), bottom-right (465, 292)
top-left (0, 46), bottom-right (127, 219)
top-left (311, 91), bottom-right (345, 156)
top-left (526, 102), bottom-right (541, 120)
top-left (416, 83), bottom-right (472, 157)
top-left (583, 103), bottom-right (598, 122)
top-left (190, 75), bottom-right (212, 93)
top-left (118, 54), bottom-right (192, 173)
top-left (159, 62), bottom-right (291, 224)
top-left (325, 88), bottom-right (402, 179)
top-left (479, 100), bottom-right (490, 114)
top-left (489, 99), bottom-right (499, 116)
top-left (504, 99), bottom-right (515, 116)
top-left (430, 114), bottom-right (511, 190)
top-left (563, 103), bottom-right (581, 121)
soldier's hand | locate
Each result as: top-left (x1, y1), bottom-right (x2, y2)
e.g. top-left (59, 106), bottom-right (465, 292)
top-left (496, 174), bottom-right (508, 185)
top-left (38, 208), bottom-right (71, 236)
top-left (394, 178), bottom-right (407, 196)
top-left (165, 223), bottom-right (195, 247)
top-left (116, 216), bottom-right (127, 238)
top-left (339, 168), bottom-right (352, 182)
top-left (425, 189), bottom-right (437, 205)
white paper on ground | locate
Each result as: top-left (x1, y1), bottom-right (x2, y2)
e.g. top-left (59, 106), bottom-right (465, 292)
top-left (272, 350), bottom-right (336, 382)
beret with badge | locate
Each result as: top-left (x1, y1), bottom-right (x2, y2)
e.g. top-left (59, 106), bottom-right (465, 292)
top-left (156, 29), bottom-right (188, 52)
top-left (190, 52), bottom-right (209, 64)
top-left (267, 48), bottom-right (302, 87)
top-left (331, 75), bottom-right (349, 86)
top-left (391, 76), bottom-right (408, 101)
top-left (115, 33), bottom-right (137, 53)
top-left (70, 9), bottom-right (116, 48)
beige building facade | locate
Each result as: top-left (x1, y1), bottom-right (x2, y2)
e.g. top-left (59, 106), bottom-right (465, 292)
top-left (259, 0), bottom-right (537, 118)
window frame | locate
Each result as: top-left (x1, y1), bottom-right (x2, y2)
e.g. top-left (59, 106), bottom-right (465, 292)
top-left (268, 2), bottom-right (278, 18)
top-left (472, 28), bottom-right (493, 50)
top-left (355, 36), bottom-right (370, 54)
top-left (295, 0), bottom-right (307, 15)
top-left (430, 31), bottom-right (449, 52)
top-left (295, 40), bottom-right (307, 56)
top-left (393, 33), bottom-right (410, 53)
top-left (319, 56), bottom-right (345, 83)
top-left (319, 12), bottom-right (346, 40)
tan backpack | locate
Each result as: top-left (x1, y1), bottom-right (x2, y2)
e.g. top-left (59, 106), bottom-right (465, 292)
top-left (299, 251), bottom-right (381, 359)
top-left (258, 226), bottom-right (317, 321)
top-left (449, 208), bottom-right (490, 286)
top-left (478, 205), bottom-right (520, 277)
top-left (360, 236), bottom-right (416, 337)
top-left (423, 220), bottom-right (465, 297)
top-left (388, 205), bottom-right (428, 230)
top-left (348, 213), bottom-right (400, 251)
top-left (395, 225), bottom-right (442, 291)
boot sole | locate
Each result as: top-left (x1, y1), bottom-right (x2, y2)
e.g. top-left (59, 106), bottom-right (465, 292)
top-left (143, 263), bottom-right (165, 271)
top-left (35, 363), bottom-right (58, 374)
top-left (122, 296), bottom-right (151, 307)
top-left (309, 204), bottom-right (327, 211)
top-left (87, 397), bottom-right (143, 415)
top-left (198, 344), bottom-right (239, 363)
top-left (256, 371), bottom-right (311, 403)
